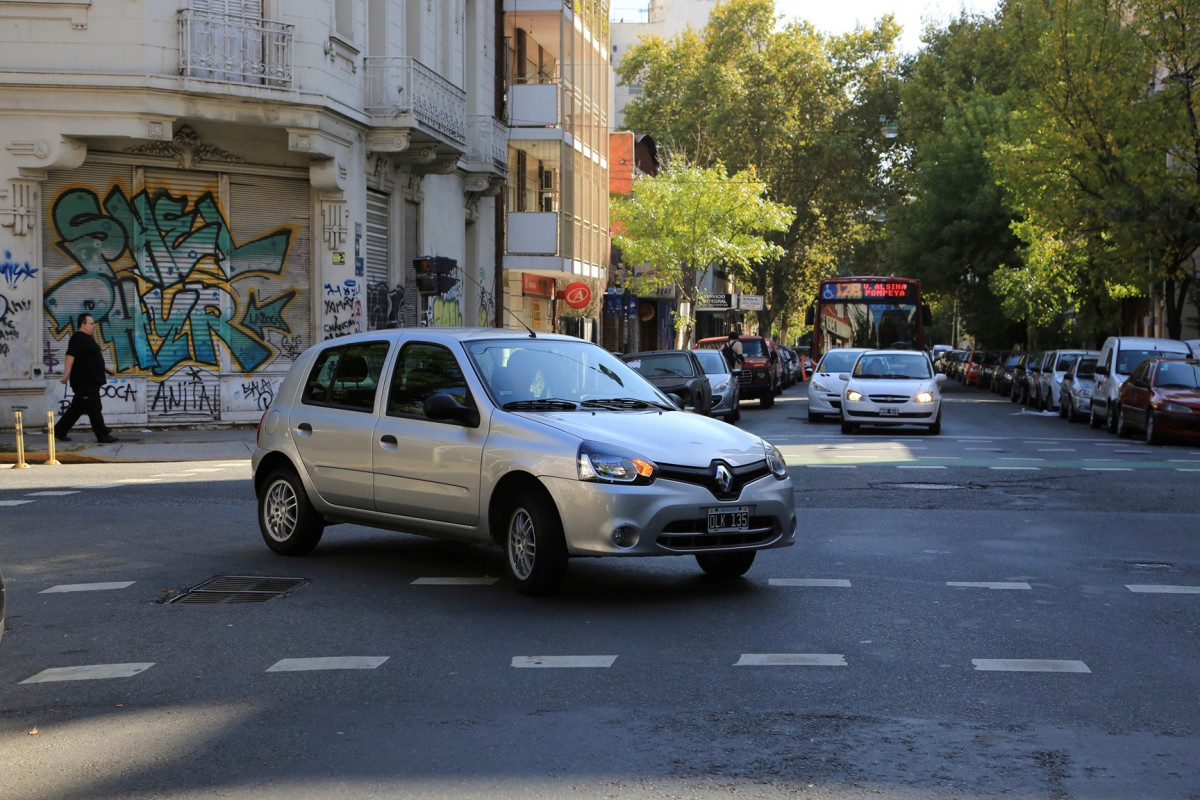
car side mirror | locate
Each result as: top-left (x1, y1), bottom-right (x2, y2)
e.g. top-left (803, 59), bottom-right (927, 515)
top-left (838, 373), bottom-right (851, 382)
top-left (934, 374), bottom-right (946, 383)
top-left (424, 392), bottom-right (480, 427)
top-left (1094, 364), bottom-right (1109, 376)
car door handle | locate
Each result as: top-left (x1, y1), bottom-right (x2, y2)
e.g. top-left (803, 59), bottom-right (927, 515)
top-left (296, 422), bottom-right (312, 437)
top-left (380, 434), bottom-right (399, 450)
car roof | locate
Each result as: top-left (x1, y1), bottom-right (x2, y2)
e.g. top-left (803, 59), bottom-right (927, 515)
top-left (317, 326), bottom-right (582, 346)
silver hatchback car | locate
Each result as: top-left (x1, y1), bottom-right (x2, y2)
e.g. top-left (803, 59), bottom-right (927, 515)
top-left (253, 329), bottom-right (796, 594)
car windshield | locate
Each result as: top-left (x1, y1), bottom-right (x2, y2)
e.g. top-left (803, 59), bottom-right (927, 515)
top-left (854, 353), bottom-right (933, 379)
top-left (466, 339), bottom-right (670, 409)
top-left (818, 350), bottom-right (862, 373)
top-left (1075, 357), bottom-right (1097, 379)
top-left (1117, 349), bottom-right (1175, 374)
top-left (1154, 361), bottom-right (1200, 389)
top-left (623, 352), bottom-right (696, 379)
top-left (693, 349), bottom-right (729, 375)
top-left (1055, 353), bottom-right (1079, 370)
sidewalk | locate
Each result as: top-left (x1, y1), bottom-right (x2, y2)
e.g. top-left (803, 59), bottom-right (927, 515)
top-left (0, 424), bottom-right (258, 465)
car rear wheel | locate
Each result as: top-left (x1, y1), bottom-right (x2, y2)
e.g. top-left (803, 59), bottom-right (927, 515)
top-left (258, 469), bottom-right (325, 556)
top-left (695, 550), bottom-right (756, 579)
top-left (1106, 404), bottom-right (1118, 433)
top-left (505, 489), bottom-right (568, 596)
top-left (1089, 404), bottom-right (1102, 428)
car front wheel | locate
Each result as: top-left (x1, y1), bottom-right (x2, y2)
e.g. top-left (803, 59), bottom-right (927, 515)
top-left (1145, 412), bottom-right (1161, 445)
top-left (505, 490), bottom-right (568, 596)
top-left (695, 550), bottom-right (756, 578)
top-left (258, 469), bottom-right (325, 556)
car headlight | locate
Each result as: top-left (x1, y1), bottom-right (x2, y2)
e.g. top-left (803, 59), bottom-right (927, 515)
top-left (846, 389), bottom-right (863, 402)
top-left (578, 441), bottom-right (658, 484)
top-left (712, 379), bottom-right (730, 394)
top-left (915, 391), bottom-right (935, 403)
top-left (1161, 401), bottom-right (1192, 414)
top-left (812, 379), bottom-right (831, 393)
top-left (763, 441), bottom-right (789, 479)
top-left (1078, 389), bottom-right (1092, 398)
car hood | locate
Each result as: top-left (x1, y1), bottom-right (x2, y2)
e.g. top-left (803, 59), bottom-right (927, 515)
top-left (515, 409), bottom-right (768, 465)
top-left (848, 378), bottom-right (938, 395)
top-left (1158, 387), bottom-right (1200, 407)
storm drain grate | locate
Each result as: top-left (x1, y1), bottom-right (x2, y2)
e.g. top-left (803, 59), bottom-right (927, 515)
top-left (168, 575), bottom-right (310, 604)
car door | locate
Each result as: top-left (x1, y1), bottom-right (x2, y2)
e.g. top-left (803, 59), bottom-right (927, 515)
top-left (1119, 360), bottom-right (1153, 426)
top-left (371, 341), bottom-right (488, 531)
top-left (289, 340), bottom-right (391, 510)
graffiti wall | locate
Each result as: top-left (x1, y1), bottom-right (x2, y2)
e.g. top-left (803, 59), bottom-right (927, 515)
top-left (1, 249), bottom-right (39, 379)
top-left (41, 166), bottom-right (311, 424)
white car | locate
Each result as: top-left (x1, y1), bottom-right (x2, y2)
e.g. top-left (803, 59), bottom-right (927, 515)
top-left (838, 349), bottom-right (946, 434)
top-left (806, 347), bottom-right (870, 422)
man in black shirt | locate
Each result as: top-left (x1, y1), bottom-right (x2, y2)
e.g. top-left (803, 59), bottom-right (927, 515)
top-left (54, 313), bottom-right (119, 443)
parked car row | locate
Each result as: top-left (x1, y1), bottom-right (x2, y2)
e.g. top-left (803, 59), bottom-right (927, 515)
top-left (950, 336), bottom-right (1200, 445)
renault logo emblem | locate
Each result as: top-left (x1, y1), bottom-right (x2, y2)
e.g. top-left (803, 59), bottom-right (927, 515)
top-left (715, 464), bottom-right (733, 494)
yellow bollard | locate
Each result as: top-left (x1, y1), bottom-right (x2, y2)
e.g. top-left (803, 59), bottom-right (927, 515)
top-left (13, 410), bottom-right (30, 469)
top-left (46, 411), bottom-right (61, 466)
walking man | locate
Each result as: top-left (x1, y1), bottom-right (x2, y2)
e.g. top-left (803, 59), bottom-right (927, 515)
top-left (55, 313), bottom-right (119, 443)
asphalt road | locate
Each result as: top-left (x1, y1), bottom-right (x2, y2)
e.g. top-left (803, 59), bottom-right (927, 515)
top-left (1, 378), bottom-right (1198, 799)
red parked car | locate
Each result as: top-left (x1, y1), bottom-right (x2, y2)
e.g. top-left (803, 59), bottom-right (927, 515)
top-left (1115, 357), bottom-right (1200, 445)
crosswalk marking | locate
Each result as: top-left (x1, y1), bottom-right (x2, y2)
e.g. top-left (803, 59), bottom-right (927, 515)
top-left (736, 654), bottom-right (847, 667)
top-left (770, 578), bottom-right (852, 588)
top-left (266, 657), bottom-right (389, 672)
top-left (25, 491), bottom-right (79, 496)
top-left (21, 663), bottom-right (155, 683)
top-left (972, 659), bottom-right (1090, 673)
top-left (41, 581), bottom-right (135, 593)
top-left (512, 656), bottom-right (617, 668)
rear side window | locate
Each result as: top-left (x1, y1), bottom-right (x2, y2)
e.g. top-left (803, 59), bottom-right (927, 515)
top-left (302, 341), bottom-right (390, 412)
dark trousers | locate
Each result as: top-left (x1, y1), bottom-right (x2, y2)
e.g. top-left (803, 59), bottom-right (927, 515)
top-left (55, 386), bottom-right (110, 440)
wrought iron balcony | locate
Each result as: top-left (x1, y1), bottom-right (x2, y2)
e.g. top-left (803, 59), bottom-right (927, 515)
top-left (461, 116), bottom-right (509, 176)
top-left (364, 57), bottom-right (467, 150)
top-left (178, 8), bottom-right (293, 87)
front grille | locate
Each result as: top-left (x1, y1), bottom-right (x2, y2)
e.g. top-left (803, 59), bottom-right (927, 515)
top-left (657, 521), bottom-right (779, 551)
top-left (868, 393), bottom-right (913, 403)
top-left (657, 460), bottom-right (771, 501)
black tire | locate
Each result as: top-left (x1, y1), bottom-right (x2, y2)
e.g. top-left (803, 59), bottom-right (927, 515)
top-left (504, 489), bottom-right (568, 596)
top-left (1116, 407), bottom-right (1131, 438)
top-left (729, 403), bottom-right (741, 424)
top-left (1106, 404), bottom-right (1118, 433)
top-left (841, 420), bottom-right (857, 434)
top-left (695, 550), bottom-right (756, 579)
top-left (929, 409), bottom-right (942, 435)
top-left (1145, 412), bottom-right (1161, 445)
top-left (258, 469), bottom-right (325, 556)
top-left (1089, 404), bottom-right (1102, 429)
top-left (760, 391), bottom-right (775, 409)
top-left (808, 409), bottom-right (820, 423)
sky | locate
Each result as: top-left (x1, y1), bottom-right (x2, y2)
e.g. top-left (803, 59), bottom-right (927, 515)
top-left (609, 0), bottom-right (1001, 54)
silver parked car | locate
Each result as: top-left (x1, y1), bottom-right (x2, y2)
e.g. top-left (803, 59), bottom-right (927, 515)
top-left (1059, 353), bottom-right (1099, 422)
top-left (253, 328), bottom-right (796, 594)
top-left (692, 347), bottom-right (741, 423)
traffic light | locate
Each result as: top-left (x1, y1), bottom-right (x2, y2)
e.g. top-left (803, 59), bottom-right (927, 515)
top-left (413, 256), bottom-right (458, 294)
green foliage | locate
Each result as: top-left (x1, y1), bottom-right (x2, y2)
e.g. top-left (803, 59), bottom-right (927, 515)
top-left (612, 159), bottom-right (793, 345)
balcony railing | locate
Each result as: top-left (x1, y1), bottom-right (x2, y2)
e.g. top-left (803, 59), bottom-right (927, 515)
top-left (178, 8), bottom-right (293, 88)
top-left (461, 116), bottom-right (509, 173)
top-left (364, 57), bottom-right (467, 147)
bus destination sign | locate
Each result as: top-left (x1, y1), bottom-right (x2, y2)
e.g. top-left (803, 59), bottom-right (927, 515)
top-left (827, 280), bottom-right (917, 301)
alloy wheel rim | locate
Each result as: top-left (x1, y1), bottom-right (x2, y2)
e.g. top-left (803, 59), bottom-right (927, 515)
top-left (508, 509), bottom-right (536, 580)
top-left (266, 481), bottom-right (298, 542)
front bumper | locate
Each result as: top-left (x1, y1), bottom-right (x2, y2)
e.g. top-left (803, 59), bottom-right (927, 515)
top-left (543, 472), bottom-right (797, 557)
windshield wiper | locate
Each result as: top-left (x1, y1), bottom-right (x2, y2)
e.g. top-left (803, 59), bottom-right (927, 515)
top-left (502, 398), bottom-right (578, 411)
top-left (580, 397), bottom-right (671, 411)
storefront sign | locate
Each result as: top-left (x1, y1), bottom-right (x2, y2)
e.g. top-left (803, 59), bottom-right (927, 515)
top-left (739, 295), bottom-right (764, 310)
top-left (561, 281), bottom-right (592, 309)
top-left (698, 293), bottom-right (733, 310)
top-left (522, 273), bottom-right (555, 297)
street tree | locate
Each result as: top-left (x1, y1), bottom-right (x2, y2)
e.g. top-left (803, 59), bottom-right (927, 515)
top-left (994, 0), bottom-right (1200, 339)
top-left (615, 0), bottom-right (904, 339)
top-left (611, 160), bottom-right (794, 348)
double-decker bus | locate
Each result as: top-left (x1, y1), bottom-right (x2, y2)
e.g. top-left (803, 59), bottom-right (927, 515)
top-left (804, 276), bottom-right (931, 361)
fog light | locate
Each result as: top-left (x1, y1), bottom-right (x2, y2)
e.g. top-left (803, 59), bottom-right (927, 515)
top-left (611, 525), bottom-right (637, 548)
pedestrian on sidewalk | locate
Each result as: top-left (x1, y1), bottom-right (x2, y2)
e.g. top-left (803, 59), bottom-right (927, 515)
top-left (55, 313), bottom-right (119, 443)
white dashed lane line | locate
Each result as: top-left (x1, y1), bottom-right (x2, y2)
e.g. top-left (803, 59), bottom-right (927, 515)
top-left (736, 654), bottom-right (847, 667)
top-left (266, 657), bottom-right (389, 672)
top-left (1126, 585), bottom-right (1200, 594)
top-left (25, 491), bottom-right (79, 496)
top-left (770, 579), bottom-right (852, 588)
top-left (21, 663), bottom-right (155, 683)
top-left (512, 656), bottom-right (617, 668)
top-left (947, 581), bottom-right (1032, 590)
top-left (972, 659), bottom-right (1091, 673)
top-left (0, 500), bottom-right (33, 506)
top-left (41, 581), bottom-right (135, 593)
top-left (412, 577), bottom-right (500, 585)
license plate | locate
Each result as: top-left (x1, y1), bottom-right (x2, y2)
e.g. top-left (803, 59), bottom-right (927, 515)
top-left (708, 506), bottom-right (750, 533)
top-left (879, 406), bottom-right (900, 416)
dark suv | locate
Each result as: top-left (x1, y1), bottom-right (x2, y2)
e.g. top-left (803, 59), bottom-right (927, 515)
top-left (696, 335), bottom-right (782, 408)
